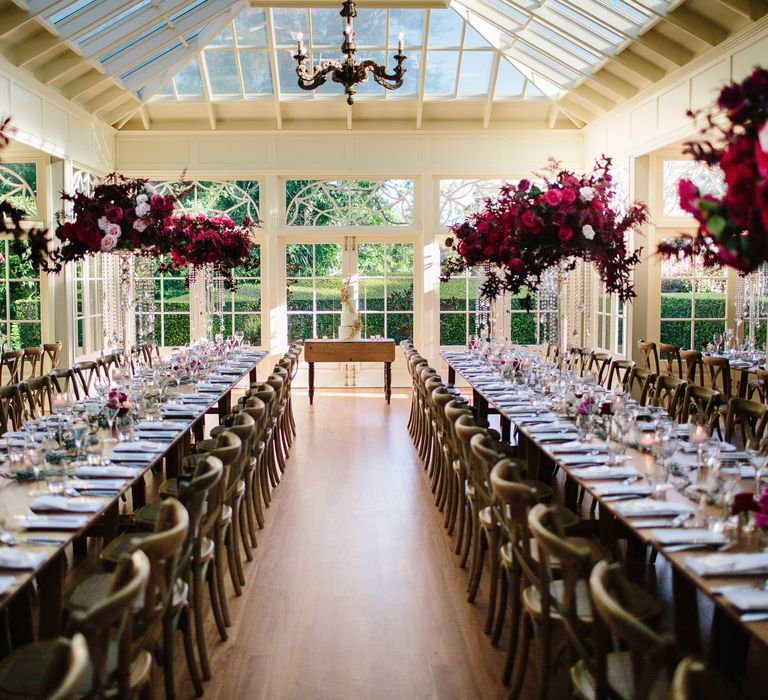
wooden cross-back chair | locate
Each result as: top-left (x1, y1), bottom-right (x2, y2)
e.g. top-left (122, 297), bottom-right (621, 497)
top-left (651, 375), bottom-right (687, 421)
top-left (0, 350), bottom-right (22, 385)
top-left (606, 359), bottom-right (635, 392)
top-left (724, 397), bottom-right (768, 449)
top-left (42, 341), bottom-right (62, 373)
top-left (0, 384), bottom-right (23, 434)
top-left (659, 342), bottom-right (683, 379)
top-left (747, 368), bottom-right (768, 403)
top-left (20, 375), bottom-right (53, 420)
top-left (587, 351), bottom-right (612, 387)
top-left (637, 340), bottom-right (660, 376)
top-left (49, 368), bottom-right (81, 401)
top-left (681, 350), bottom-right (705, 386)
top-left (702, 355), bottom-right (731, 399)
top-left (680, 385), bottom-right (721, 436)
top-left (73, 360), bottom-right (103, 397)
top-left (20, 346), bottom-right (43, 380)
top-left (626, 367), bottom-right (656, 406)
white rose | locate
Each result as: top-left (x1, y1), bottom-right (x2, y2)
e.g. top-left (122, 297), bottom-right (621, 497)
top-left (100, 233), bottom-right (118, 251)
top-left (105, 222), bottom-right (122, 238)
top-left (97, 216), bottom-right (109, 231)
top-left (760, 121), bottom-right (768, 153)
top-left (135, 201), bottom-right (151, 217)
top-left (144, 183), bottom-right (157, 195)
top-left (133, 219), bottom-right (148, 232)
top-left (136, 193), bottom-right (148, 204)
top-left (579, 186), bottom-right (595, 202)
top-left (582, 224), bottom-right (596, 240)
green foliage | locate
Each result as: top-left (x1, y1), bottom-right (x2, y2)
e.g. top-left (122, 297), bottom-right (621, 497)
top-left (660, 292), bottom-right (726, 349)
top-left (0, 162), bottom-right (37, 215)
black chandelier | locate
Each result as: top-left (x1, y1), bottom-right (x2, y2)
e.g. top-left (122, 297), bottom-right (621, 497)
top-left (293, 0), bottom-right (407, 105)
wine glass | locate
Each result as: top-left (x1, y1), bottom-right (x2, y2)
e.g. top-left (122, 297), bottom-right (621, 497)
top-left (26, 447), bottom-right (45, 495)
top-left (71, 419), bottom-right (88, 461)
top-left (234, 330), bottom-right (245, 347)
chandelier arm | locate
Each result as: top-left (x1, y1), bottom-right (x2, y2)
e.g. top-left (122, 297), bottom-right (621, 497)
top-left (295, 60), bottom-right (340, 91)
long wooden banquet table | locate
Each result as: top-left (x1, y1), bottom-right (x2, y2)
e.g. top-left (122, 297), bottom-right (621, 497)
top-left (0, 350), bottom-right (266, 649)
top-left (442, 350), bottom-right (768, 687)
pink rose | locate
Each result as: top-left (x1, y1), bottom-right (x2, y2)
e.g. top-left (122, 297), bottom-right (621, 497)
top-left (105, 222), bottom-right (121, 238)
top-left (133, 219), bottom-right (148, 232)
top-left (135, 201), bottom-right (151, 217)
top-left (561, 188), bottom-right (576, 205)
top-left (100, 233), bottom-right (118, 251)
top-left (545, 189), bottom-right (563, 206)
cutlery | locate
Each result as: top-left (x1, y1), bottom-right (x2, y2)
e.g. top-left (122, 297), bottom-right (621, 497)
top-left (0, 532), bottom-right (16, 547)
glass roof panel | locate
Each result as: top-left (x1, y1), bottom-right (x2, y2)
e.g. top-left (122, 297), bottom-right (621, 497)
top-left (234, 8), bottom-right (268, 47)
top-left (393, 50), bottom-right (420, 95)
top-left (100, 22), bottom-right (166, 64)
top-left (205, 50), bottom-right (240, 96)
top-left (462, 25), bottom-right (488, 49)
top-left (525, 81), bottom-right (544, 98)
top-left (174, 58), bottom-right (204, 97)
top-left (353, 8), bottom-right (386, 47)
top-left (457, 50), bottom-right (493, 96)
top-left (494, 59), bottom-right (525, 96)
top-left (76, 1), bottom-right (151, 46)
top-left (310, 8), bottom-right (340, 46)
top-left (545, 0), bottom-right (624, 43)
top-left (276, 48), bottom-right (305, 94)
top-left (428, 9), bottom-right (464, 48)
top-left (240, 51), bottom-right (273, 94)
top-left (273, 8), bottom-right (308, 46)
top-left (170, 0), bottom-right (208, 24)
top-left (355, 51), bottom-right (386, 95)
top-left (209, 24), bottom-right (233, 47)
top-left (388, 9), bottom-right (424, 48)
top-left (121, 42), bottom-right (182, 80)
top-left (424, 51), bottom-right (459, 95)
top-left (48, 0), bottom-right (95, 25)
top-left (156, 81), bottom-right (174, 97)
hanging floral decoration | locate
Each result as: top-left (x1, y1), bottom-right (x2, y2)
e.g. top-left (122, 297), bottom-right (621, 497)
top-left (657, 67), bottom-right (768, 272)
top-left (441, 157), bottom-right (647, 306)
top-left (162, 213), bottom-right (259, 289)
top-left (0, 117), bottom-right (50, 265)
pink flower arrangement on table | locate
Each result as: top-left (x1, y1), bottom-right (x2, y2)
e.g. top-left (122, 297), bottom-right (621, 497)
top-left (163, 213), bottom-right (260, 290)
top-left (106, 389), bottom-right (131, 417)
top-left (441, 157), bottom-right (647, 307)
top-left (658, 67), bottom-right (768, 272)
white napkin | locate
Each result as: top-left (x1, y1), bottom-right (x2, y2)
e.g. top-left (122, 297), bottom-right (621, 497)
top-left (686, 552), bottom-right (768, 577)
top-left (651, 528), bottom-right (727, 546)
top-left (574, 466), bottom-right (640, 480)
top-left (67, 479), bottom-right (127, 491)
top-left (137, 421), bottom-right (187, 431)
top-left (74, 465), bottom-right (139, 478)
top-left (113, 441), bottom-right (165, 453)
top-left (719, 586), bottom-right (768, 611)
top-left (613, 500), bottom-right (694, 517)
top-left (16, 515), bottom-right (89, 530)
top-left (549, 442), bottom-right (609, 455)
top-left (161, 407), bottom-right (200, 417)
top-left (29, 496), bottom-right (102, 513)
top-left (592, 483), bottom-right (653, 497)
top-left (0, 550), bottom-right (46, 570)
top-left (558, 454), bottom-right (611, 467)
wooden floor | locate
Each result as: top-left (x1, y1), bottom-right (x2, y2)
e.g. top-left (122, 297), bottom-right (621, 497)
top-left (181, 388), bottom-right (508, 699)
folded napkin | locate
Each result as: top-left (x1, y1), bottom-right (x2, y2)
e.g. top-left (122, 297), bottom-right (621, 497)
top-left (30, 496), bottom-right (102, 513)
top-left (109, 452), bottom-right (155, 464)
top-left (180, 396), bottom-right (213, 404)
top-left (0, 550), bottom-right (46, 570)
top-left (532, 433), bottom-right (579, 444)
top-left (137, 420), bottom-right (187, 431)
top-left (113, 441), bottom-right (165, 453)
top-left (592, 483), bottom-right (653, 497)
top-left (74, 465), bottom-right (139, 479)
top-left (195, 383), bottom-right (229, 392)
top-left (137, 431), bottom-right (177, 440)
top-left (613, 500), bottom-right (694, 517)
top-left (719, 586), bottom-right (768, 611)
top-left (217, 368), bottom-right (245, 376)
top-left (650, 528), bottom-right (727, 546)
top-left (161, 407), bottom-right (200, 417)
top-left (549, 441), bottom-right (609, 455)
top-left (0, 576), bottom-right (15, 595)
top-left (16, 515), bottom-right (89, 531)
top-left (574, 466), bottom-right (640, 480)
top-left (558, 454), bottom-right (611, 467)
top-left (686, 552), bottom-right (768, 577)
top-left (67, 479), bottom-right (127, 491)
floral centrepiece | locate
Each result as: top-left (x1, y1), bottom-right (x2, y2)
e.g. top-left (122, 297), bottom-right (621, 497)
top-left (105, 389), bottom-right (131, 417)
top-left (658, 68), bottom-right (768, 272)
top-left (163, 214), bottom-right (259, 289)
top-left (441, 157), bottom-right (647, 305)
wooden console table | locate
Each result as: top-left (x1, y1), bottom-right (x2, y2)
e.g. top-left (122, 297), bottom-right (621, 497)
top-left (303, 338), bottom-right (396, 405)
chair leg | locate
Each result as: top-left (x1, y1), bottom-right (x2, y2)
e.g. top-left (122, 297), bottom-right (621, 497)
top-left (484, 527), bottom-right (500, 634)
top-left (467, 522), bottom-right (485, 602)
top-left (503, 569), bottom-right (522, 686)
top-left (508, 613), bottom-right (531, 697)
top-left (240, 496), bottom-right (255, 559)
top-left (492, 567), bottom-right (508, 646)
top-left (193, 563), bottom-right (214, 676)
top-left (180, 607), bottom-right (204, 697)
top-left (162, 615), bottom-right (177, 700)
top-left (535, 617), bottom-right (551, 700)
top-left (216, 527), bottom-right (234, 621)
top-left (207, 561), bottom-right (229, 640)
top-left (252, 460), bottom-right (266, 529)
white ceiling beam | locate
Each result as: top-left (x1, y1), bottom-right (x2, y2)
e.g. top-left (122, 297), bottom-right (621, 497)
top-left (12, 32), bottom-right (63, 67)
top-left (557, 97), bottom-right (594, 124)
top-left (198, 51), bottom-right (218, 130)
top-left (629, 1), bottom-right (724, 45)
top-left (346, 103), bottom-right (352, 130)
top-left (85, 86), bottom-right (129, 114)
top-left (567, 84), bottom-right (615, 113)
top-left (139, 105), bottom-right (151, 131)
top-left (105, 100), bottom-right (143, 127)
top-left (482, 50), bottom-right (500, 130)
top-left (547, 103), bottom-right (559, 129)
top-left (52, 0), bottom-right (127, 42)
top-left (585, 70), bottom-right (637, 100)
top-left (0, 5), bottom-right (32, 39)
top-left (99, 0), bottom-right (236, 77)
top-left (264, 8), bottom-right (283, 130)
top-left (415, 8), bottom-right (430, 130)
top-left (610, 50), bottom-right (664, 83)
top-left (632, 29), bottom-right (693, 66)
top-left (711, 0), bottom-right (768, 19)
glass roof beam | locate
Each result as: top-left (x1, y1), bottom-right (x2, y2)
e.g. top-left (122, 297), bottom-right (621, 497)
top-left (198, 53), bottom-right (219, 129)
top-left (415, 8), bottom-right (431, 129)
top-left (627, 0), bottom-right (724, 44)
top-left (482, 50), bottom-right (500, 128)
top-left (264, 8), bottom-right (283, 129)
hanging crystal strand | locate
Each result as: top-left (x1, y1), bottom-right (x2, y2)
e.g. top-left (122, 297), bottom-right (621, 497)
top-left (216, 274), bottom-right (226, 339)
top-left (115, 252), bottom-right (135, 353)
top-left (760, 263), bottom-right (768, 352)
top-left (734, 272), bottom-right (745, 343)
top-left (102, 255), bottom-right (114, 353)
top-left (133, 256), bottom-right (155, 346)
top-left (474, 265), bottom-right (490, 339)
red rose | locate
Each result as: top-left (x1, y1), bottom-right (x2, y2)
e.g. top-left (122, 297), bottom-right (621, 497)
top-left (561, 188), bottom-right (576, 205)
top-left (508, 258), bottom-right (524, 272)
top-left (558, 226), bottom-right (573, 242)
top-left (545, 188), bottom-right (563, 206)
top-left (521, 210), bottom-right (537, 228)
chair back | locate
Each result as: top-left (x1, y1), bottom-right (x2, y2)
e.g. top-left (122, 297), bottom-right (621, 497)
top-left (681, 350), bottom-right (705, 386)
top-left (66, 551), bottom-right (150, 699)
top-left (0, 350), bottom-right (22, 385)
top-left (20, 346), bottom-right (43, 380)
top-left (46, 633), bottom-right (89, 700)
top-left (670, 657), bottom-right (740, 700)
top-left (0, 384), bottom-right (23, 434)
top-left (100, 352), bottom-right (124, 383)
top-left (20, 375), bottom-right (52, 420)
top-left (198, 431), bottom-right (243, 496)
top-left (702, 356), bottom-right (731, 399)
top-left (49, 368), bottom-right (81, 401)
top-left (589, 561), bottom-right (674, 700)
top-left (651, 375), bottom-right (686, 421)
top-left (681, 385), bottom-right (721, 435)
top-left (42, 342), bottom-right (62, 374)
top-left (587, 352), bottom-right (612, 387)
top-left (606, 359), bottom-right (635, 392)
top-left (469, 433), bottom-right (505, 503)
top-left (626, 367), bottom-right (656, 406)
top-left (659, 342), bottom-right (683, 379)
top-left (73, 361), bottom-right (102, 397)
top-left (454, 414), bottom-right (487, 470)
top-left (577, 348), bottom-right (591, 377)
top-left (724, 397), bottom-right (768, 448)
top-left (240, 395), bottom-right (267, 429)
top-left (637, 340), bottom-right (660, 375)
top-left (212, 413), bottom-right (256, 482)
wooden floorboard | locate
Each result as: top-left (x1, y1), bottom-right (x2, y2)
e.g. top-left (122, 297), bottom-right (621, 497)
top-left (180, 388), bottom-right (508, 700)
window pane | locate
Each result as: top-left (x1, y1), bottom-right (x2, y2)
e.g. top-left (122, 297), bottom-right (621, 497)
top-left (441, 313), bottom-right (467, 345)
top-left (428, 9), bottom-right (463, 46)
top-left (235, 9), bottom-right (268, 47)
top-left (457, 51), bottom-right (493, 95)
top-left (206, 50), bottom-right (240, 95)
top-left (424, 51), bottom-right (459, 94)
top-left (240, 51), bottom-right (272, 94)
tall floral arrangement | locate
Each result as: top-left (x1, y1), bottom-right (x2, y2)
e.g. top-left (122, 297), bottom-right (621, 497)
top-left (441, 157), bottom-right (647, 305)
top-left (658, 68), bottom-right (768, 272)
top-left (164, 213), bottom-right (259, 289)
top-left (38, 173), bottom-right (177, 271)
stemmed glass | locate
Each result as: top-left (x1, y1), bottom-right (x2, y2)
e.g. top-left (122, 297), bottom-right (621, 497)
top-left (234, 330), bottom-right (245, 347)
top-left (71, 419), bottom-right (88, 461)
top-left (26, 447), bottom-right (46, 495)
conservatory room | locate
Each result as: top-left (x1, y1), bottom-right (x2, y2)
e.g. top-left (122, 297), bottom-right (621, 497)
top-left (1, 0), bottom-right (768, 698)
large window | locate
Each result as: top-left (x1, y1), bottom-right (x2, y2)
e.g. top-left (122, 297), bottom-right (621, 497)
top-left (211, 246), bottom-right (262, 343)
top-left (134, 258), bottom-right (191, 347)
top-left (660, 253), bottom-right (726, 350)
top-left (285, 179), bottom-right (414, 226)
top-left (439, 179), bottom-right (503, 226)
top-left (0, 162), bottom-right (37, 216)
top-left (596, 290), bottom-right (626, 356)
top-left (153, 179), bottom-right (260, 225)
top-left (357, 242), bottom-right (414, 344)
top-left (0, 239), bottom-right (41, 349)
top-left (662, 160), bottom-right (725, 217)
top-left (286, 243), bottom-right (343, 341)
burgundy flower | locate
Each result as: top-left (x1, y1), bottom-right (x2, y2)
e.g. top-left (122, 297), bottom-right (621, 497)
top-left (521, 210), bottom-right (537, 228)
top-left (717, 82), bottom-right (745, 111)
top-left (561, 188), bottom-right (576, 205)
top-left (544, 188), bottom-right (563, 206)
top-left (558, 226), bottom-right (573, 242)
top-left (105, 206), bottom-right (123, 223)
top-left (732, 492), bottom-right (758, 515)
